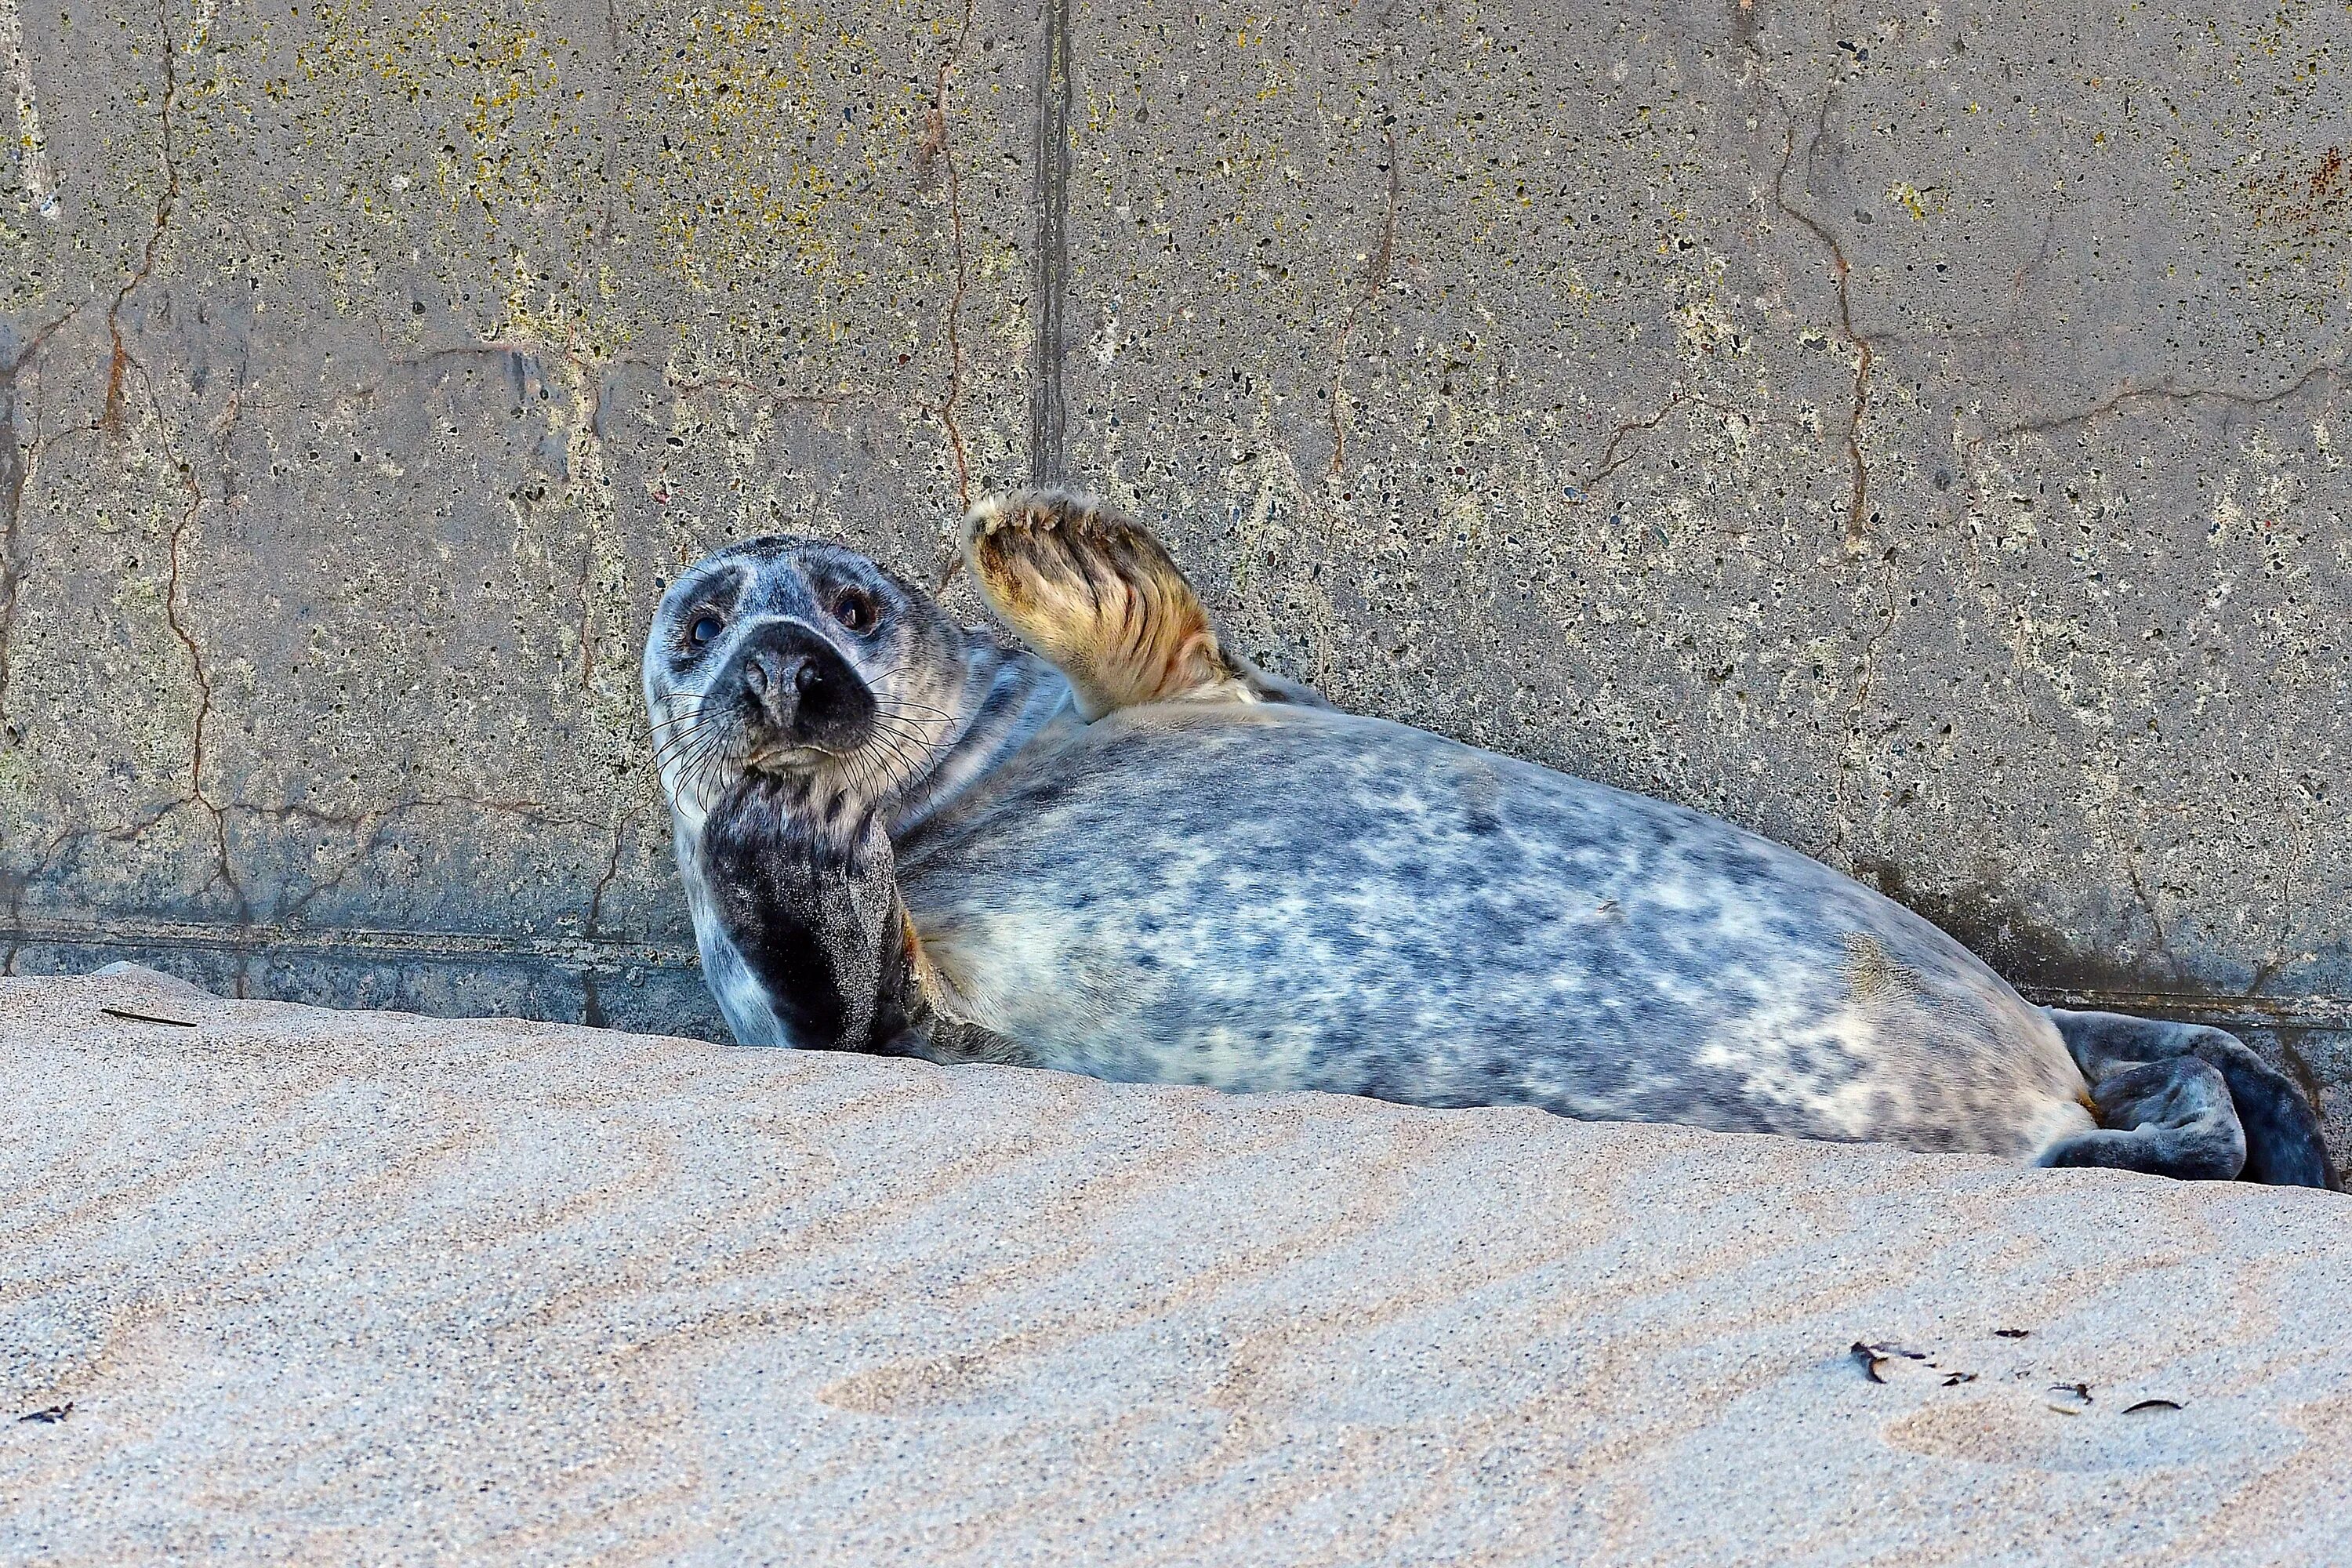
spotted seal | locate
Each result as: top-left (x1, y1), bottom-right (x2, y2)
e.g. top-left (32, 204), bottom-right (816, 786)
top-left (640, 492), bottom-right (2336, 1188)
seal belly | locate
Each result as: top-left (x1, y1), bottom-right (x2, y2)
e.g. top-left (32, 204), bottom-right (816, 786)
top-left (898, 703), bottom-right (2094, 1157)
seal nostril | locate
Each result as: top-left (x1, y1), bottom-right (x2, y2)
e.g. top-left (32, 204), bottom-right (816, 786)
top-left (793, 659), bottom-right (818, 695)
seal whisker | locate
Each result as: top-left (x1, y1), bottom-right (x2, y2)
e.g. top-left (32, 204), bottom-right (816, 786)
top-left (877, 733), bottom-right (935, 786)
top-left (669, 728), bottom-right (734, 808)
top-left (652, 724), bottom-right (724, 771)
top-left (649, 710), bottom-right (720, 761)
top-left (864, 720), bottom-right (946, 778)
top-left (680, 751), bottom-right (728, 812)
top-left (859, 672), bottom-right (953, 717)
top-left (657, 743), bottom-right (706, 809)
top-left (868, 710), bottom-right (947, 780)
top-left (872, 697), bottom-right (954, 720)
top-left (651, 714), bottom-right (717, 753)
top-left (867, 702), bottom-right (947, 734)
top-left (856, 745), bottom-right (895, 804)
top-left (644, 714), bottom-right (719, 758)
top-left (872, 714), bottom-right (953, 745)
top-left (855, 731), bottom-right (918, 795)
top-left (866, 715), bottom-right (945, 753)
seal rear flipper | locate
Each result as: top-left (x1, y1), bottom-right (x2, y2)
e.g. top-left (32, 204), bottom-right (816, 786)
top-left (2043, 1007), bottom-right (2339, 1189)
top-left (2038, 1057), bottom-right (2247, 1180)
top-left (961, 489), bottom-right (1327, 720)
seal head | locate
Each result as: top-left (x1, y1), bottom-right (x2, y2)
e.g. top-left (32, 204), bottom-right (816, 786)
top-left (642, 533), bottom-right (1073, 1052)
top-left (644, 538), bottom-right (953, 1052)
top-left (642, 537), bottom-right (973, 844)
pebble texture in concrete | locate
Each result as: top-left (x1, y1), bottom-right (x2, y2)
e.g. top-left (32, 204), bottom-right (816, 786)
top-left (5, 969), bottom-right (2352, 1563)
top-left (2, 5), bottom-right (2350, 1152)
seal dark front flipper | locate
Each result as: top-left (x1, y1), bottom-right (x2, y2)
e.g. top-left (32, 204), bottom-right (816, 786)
top-left (2040, 1008), bottom-right (2338, 1189)
top-left (699, 775), bottom-right (932, 1055)
top-left (962, 489), bottom-right (1328, 720)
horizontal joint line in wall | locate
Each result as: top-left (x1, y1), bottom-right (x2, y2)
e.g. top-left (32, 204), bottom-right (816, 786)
top-left (10, 921), bottom-right (2352, 1030)
top-left (5, 917), bottom-right (702, 973)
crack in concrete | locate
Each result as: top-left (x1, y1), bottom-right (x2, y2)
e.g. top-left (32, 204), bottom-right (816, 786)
top-left (575, 547), bottom-right (598, 695)
top-left (5, 791), bottom-right (620, 970)
top-left (1573, 387), bottom-right (1830, 501)
top-left (1988, 359), bottom-right (2346, 443)
top-left (347, 342), bottom-right (666, 407)
top-left (2020, 986), bottom-right (2352, 1032)
top-left (2125, 858), bottom-right (2190, 985)
top-left (596, 0), bottom-right (622, 248)
top-left (916, 0), bottom-right (977, 510)
top-left (1770, 91), bottom-right (1875, 552)
top-left (1571, 385), bottom-right (1759, 497)
top-left (583, 814), bottom-right (630, 940)
top-left (1327, 124), bottom-right (1400, 480)
top-left (156, 397), bottom-right (245, 923)
top-left (2274, 1033), bottom-right (2335, 1120)
top-left (2241, 953), bottom-right (2288, 1001)
top-left (2, 786), bottom-right (652, 983)
top-left (1029, 0), bottom-right (1072, 485)
top-left (663, 367), bottom-right (871, 412)
top-left (86, 5), bottom-right (253, 926)
top-left (1581, 387), bottom-right (1693, 490)
top-left (0, 305), bottom-right (81, 726)
top-left (266, 790), bottom-right (615, 927)
top-left (102, 0), bottom-right (183, 440)
top-left (1, 823), bottom-right (84, 975)
top-left (9, 916), bottom-right (700, 975)
top-left (578, 809), bottom-right (638, 1025)
top-left (1759, 71), bottom-right (1895, 869)
top-left (1826, 551), bottom-right (1902, 871)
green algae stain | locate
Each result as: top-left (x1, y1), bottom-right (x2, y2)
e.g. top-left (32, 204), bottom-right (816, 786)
top-left (637, 3), bottom-right (906, 301)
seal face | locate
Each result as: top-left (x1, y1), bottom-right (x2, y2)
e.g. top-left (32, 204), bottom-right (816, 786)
top-left (644, 538), bottom-right (964, 844)
top-left (644, 495), bottom-right (2337, 1188)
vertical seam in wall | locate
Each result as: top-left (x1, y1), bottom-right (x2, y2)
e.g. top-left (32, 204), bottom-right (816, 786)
top-left (1029, 0), bottom-right (1072, 485)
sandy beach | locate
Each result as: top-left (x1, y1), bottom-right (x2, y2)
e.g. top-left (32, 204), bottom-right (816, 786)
top-left (5, 966), bottom-right (2349, 1564)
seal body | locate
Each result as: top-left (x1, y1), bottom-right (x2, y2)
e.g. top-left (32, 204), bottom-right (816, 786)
top-left (643, 492), bottom-right (2336, 1186)
top-left (897, 701), bottom-right (2090, 1156)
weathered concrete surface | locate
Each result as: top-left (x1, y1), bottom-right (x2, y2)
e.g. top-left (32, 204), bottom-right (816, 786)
top-left (6, 968), bottom-right (2352, 1563)
top-left (5, 6), bottom-right (2352, 1152)
top-left (0, 0), bottom-right (1037, 1032)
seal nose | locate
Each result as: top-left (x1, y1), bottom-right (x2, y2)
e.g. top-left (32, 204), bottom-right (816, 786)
top-left (742, 647), bottom-right (818, 707)
top-left (726, 620), bottom-right (874, 750)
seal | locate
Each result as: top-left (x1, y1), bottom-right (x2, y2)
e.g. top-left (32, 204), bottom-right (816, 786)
top-left (641, 492), bottom-right (2336, 1188)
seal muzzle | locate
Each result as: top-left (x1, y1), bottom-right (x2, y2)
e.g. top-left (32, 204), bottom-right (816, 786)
top-left (720, 619), bottom-right (877, 757)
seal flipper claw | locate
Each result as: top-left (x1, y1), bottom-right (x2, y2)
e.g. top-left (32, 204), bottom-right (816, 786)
top-left (2040, 1008), bottom-right (2338, 1189)
top-left (962, 489), bottom-right (1327, 719)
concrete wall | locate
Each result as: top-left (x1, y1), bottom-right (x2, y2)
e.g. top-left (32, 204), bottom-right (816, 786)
top-left (5, 0), bottom-right (2350, 1153)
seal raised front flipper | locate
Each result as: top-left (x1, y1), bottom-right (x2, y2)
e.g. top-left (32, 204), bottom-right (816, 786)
top-left (2038, 1009), bottom-right (2339, 1189)
top-left (962, 489), bottom-right (1327, 718)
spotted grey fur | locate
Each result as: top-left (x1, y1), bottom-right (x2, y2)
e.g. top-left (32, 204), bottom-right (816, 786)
top-left (642, 499), bottom-right (2337, 1187)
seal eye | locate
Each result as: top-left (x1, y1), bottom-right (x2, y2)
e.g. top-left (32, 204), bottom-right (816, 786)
top-left (831, 590), bottom-right (877, 634)
top-left (688, 614), bottom-right (724, 648)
